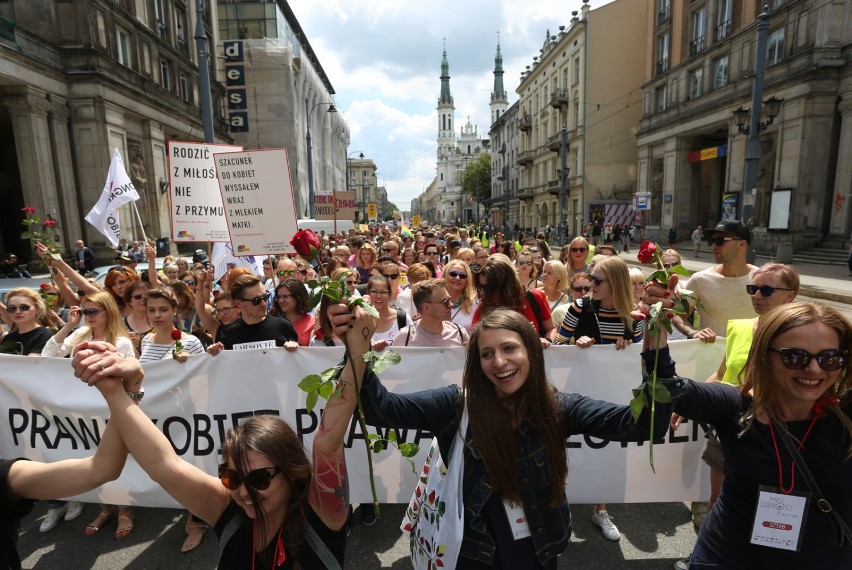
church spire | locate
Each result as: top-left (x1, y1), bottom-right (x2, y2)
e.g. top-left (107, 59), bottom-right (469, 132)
top-left (439, 40), bottom-right (453, 105)
top-left (492, 32), bottom-right (506, 101)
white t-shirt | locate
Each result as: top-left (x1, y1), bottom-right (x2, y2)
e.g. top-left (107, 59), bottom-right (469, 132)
top-left (372, 311), bottom-right (413, 344)
top-left (42, 328), bottom-right (136, 358)
top-left (685, 265), bottom-right (758, 336)
top-left (450, 298), bottom-right (479, 333)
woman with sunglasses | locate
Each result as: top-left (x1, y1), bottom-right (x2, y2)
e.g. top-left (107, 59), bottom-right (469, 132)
top-left (443, 259), bottom-right (479, 332)
top-left (1, 288), bottom-right (53, 356)
top-left (560, 237), bottom-right (591, 279)
top-left (271, 279), bottom-right (315, 347)
top-left (379, 261), bottom-right (404, 310)
top-left (72, 305), bottom-right (379, 569)
top-left (516, 248), bottom-right (543, 290)
top-left (40, 290), bottom-right (135, 537)
top-left (422, 245), bottom-right (444, 276)
top-left (645, 278), bottom-right (852, 568)
top-left (365, 274), bottom-right (412, 352)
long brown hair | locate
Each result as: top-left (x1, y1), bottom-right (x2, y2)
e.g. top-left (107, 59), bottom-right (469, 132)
top-left (476, 257), bottom-right (524, 317)
top-left (463, 309), bottom-right (567, 506)
top-left (740, 302), bottom-right (852, 454)
top-left (220, 415), bottom-right (313, 552)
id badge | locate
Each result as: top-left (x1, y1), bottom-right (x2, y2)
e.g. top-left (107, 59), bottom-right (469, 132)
top-left (503, 500), bottom-right (531, 540)
top-left (749, 485), bottom-right (810, 551)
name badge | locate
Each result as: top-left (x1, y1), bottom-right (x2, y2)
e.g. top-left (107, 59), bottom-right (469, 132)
top-left (750, 485), bottom-right (810, 551)
top-left (503, 500), bottom-right (531, 540)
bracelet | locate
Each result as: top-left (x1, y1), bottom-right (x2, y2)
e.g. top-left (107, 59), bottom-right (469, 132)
top-left (127, 388), bottom-right (145, 401)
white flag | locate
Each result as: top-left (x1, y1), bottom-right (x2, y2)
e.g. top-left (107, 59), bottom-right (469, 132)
top-left (211, 242), bottom-right (266, 279)
top-left (85, 148), bottom-right (141, 247)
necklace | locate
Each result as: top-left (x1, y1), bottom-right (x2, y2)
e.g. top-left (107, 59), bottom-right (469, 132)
top-left (451, 297), bottom-right (462, 309)
top-left (768, 416), bottom-right (818, 494)
top-left (252, 521), bottom-right (286, 569)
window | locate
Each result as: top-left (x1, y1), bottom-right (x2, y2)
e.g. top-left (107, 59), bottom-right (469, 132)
top-left (160, 59), bottom-right (172, 91)
top-left (767, 28), bottom-right (785, 66)
top-left (116, 28), bottom-right (131, 67)
top-left (689, 68), bottom-right (703, 99)
top-left (95, 10), bottom-right (107, 47)
top-left (141, 41), bottom-right (151, 76)
top-left (175, 8), bottom-right (188, 54)
top-left (714, 55), bottom-right (729, 88)
top-left (658, 0), bottom-right (671, 24)
top-left (655, 84), bottom-right (667, 112)
top-left (715, 0), bottom-right (732, 40)
top-left (154, 0), bottom-right (168, 40)
top-left (656, 33), bottom-right (670, 75)
top-left (179, 72), bottom-right (190, 101)
top-left (690, 9), bottom-right (707, 55)
top-left (573, 58), bottom-right (580, 84)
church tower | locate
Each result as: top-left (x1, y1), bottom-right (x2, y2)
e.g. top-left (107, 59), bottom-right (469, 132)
top-left (437, 44), bottom-right (456, 159)
top-left (490, 34), bottom-right (508, 125)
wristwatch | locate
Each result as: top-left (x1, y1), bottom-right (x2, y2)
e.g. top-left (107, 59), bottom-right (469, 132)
top-left (126, 388), bottom-right (145, 401)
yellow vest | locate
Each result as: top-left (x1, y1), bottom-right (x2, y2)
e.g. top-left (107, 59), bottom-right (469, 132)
top-left (722, 318), bottom-right (758, 386)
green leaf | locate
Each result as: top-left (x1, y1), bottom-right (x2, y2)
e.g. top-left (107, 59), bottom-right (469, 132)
top-left (307, 279), bottom-right (320, 289)
top-left (20, 231), bottom-right (33, 239)
top-left (366, 433), bottom-right (379, 441)
top-left (317, 381), bottom-right (334, 400)
top-left (361, 351), bottom-right (376, 364)
top-left (646, 269), bottom-right (668, 284)
top-left (663, 317), bottom-right (673, 335)
top-left (629, 392), bottom-right (647, 422)
top-left (31, 215), bottom-right (41, 223)
top-left (331, 387), bottom-right (344, 399)
top-left (372, 441), bottom-right (385, 453)
top-left (387, 430), bottom-right (397, 443)
top-left (399, 443), bottom-right (420, 457)
top-left (320, 276), bottom-right (330, 284)
top-left (308, 289), bottom-right (324, 309)
top-left (324, 287), bottom-right (343, 303)
top-left (357, 300), bottom-right (380, 318)
top-left (298, 374), bottom-right (323, 393)
top-left (653, 382), bottom-right (672, 403)
top-left (305, 391), bottom-right (318, 414)
top-left (670, 264), bottom-right (691, 277)
top-left (383, 350), bottom-right (402, 365)
top-left (320, 367), bottom-right (338, 382)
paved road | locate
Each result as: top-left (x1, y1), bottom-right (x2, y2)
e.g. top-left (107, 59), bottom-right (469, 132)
top-left (19, 501), bottom-right (697, 568)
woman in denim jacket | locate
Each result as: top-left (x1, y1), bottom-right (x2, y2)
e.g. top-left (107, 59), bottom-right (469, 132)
top-left (332, 305), bottom-right (676, 568)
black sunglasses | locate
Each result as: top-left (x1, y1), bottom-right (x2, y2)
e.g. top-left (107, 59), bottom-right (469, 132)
top-left (707, 236), bottom-right (741, 247)
top-left (383, 273), bottom-right (399, 280)
top-left (573, 286), bottom-right (591, 294)
top-left (589, 275), bottom-right (608, 286)
top-left (447, 270), bottom-right (468, 279)
top-left (770, 347), bottom-right (847, 372)
top-left (241, 292), bottom-right (271, 305)
top-left (570, 247), bottom-right (587, 253)
top-left (662, 262), bottom-right (679, 269)
top-left (81, 308), bottom-right (103, 317)
top-left (218, 464), bottom-right (282, 491)
top-left (5, 304), bottom-right (32, 313)
top-left (746, 285), bottom-right (792, 297)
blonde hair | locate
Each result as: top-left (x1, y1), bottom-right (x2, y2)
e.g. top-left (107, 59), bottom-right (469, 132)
top-left (71, 291), bottom-right (130, 349)
top-left (443, 259), bottom-right (476, 314)
top-left (542, 260), bottom-right (570, 295)
top-left (5, 288), bottom-right (47, 332)
top-left (593, 256), bottom-right (635, 331)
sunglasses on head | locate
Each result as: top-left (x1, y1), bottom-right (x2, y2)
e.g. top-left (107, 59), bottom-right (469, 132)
top-left (570, 247), bottom-right (587, 253)
top-left (746, 285), bottom-right (792, 297)
top-left (218, 464), bottom-right (282, 491)
top-left (447, 270), bottom-right (468, 279)
top-left (707, 236), bottom-right (741, 247)
top-left (241, 292), bottom-right (271, 305)
top-left (5, 304), bottom-right (32, 313)
top-left (109, 266), bottom-right (130, 273)
top-left (770, 347), bottom-right (847, 372)
top-left (589, 275), bottom-right (608, 286)
top-left (573, 286), bottom-right (591, 294)
top-left (81, 308), bottom-right (103, 317)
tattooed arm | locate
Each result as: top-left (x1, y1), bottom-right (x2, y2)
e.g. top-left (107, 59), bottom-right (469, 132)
top-left (309, 303), bottom-right (376, 531)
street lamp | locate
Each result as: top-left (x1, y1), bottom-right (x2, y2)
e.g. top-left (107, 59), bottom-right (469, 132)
top-left (733, 95), bottom-right (782, 135)
top-left (305, 96), bottom-right (337, 218)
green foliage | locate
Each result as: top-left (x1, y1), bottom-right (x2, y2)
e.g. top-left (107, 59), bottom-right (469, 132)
top-left (460, 153), bottom-right (492, 204)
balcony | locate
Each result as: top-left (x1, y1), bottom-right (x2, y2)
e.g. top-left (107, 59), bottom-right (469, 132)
top-left (689, 35), bottom-right (705, 56)
top-left (517, 149), bottom-right (535, 165)
top-left (546, 133), bottom-right (565, 153)
top-left (656, 57), bottom-right (669, 75)
top-left (519, 113), bottom-right (533, 132)
top-left (0, 14), bottom-right (18, 47)
top-left (547, 179), bottom-right (561, 195)
top-left (517, 187), bottom-right (535, 200)
top-left (549, 88), bottom-right (570, 109)
top-left (156, 20), bottom-right (169, 41)
top-left (715, 20), bottom-right (731, 41)
top-left (177, 36), bottom-right (189, 56)
top-left (657, 7), bottom-right (671, 26)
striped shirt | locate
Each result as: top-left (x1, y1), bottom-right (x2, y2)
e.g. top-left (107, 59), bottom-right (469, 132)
top-left (554, 297), bottom-right (643, 345)
top-left (139, 332), bottom-right (205, 363)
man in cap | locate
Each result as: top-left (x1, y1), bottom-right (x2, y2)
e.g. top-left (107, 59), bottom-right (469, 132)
top-left (1, 254), bottom-right (31, 278)
top-left (115, 251), bottom-right (139, 271)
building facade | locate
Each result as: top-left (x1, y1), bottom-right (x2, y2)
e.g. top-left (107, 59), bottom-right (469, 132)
top-left (0, 0), bottom-right (230, 261)
top-left (489, 100), bottom-right (520, 232)
top-left (636, 0), bottom-right (851, 252)
top-left (217, 0), bottom-right (349, 219)
top-left (515, 0), bottom-right (649, 237)
top-left (347, 156), bottom-right (381, 223)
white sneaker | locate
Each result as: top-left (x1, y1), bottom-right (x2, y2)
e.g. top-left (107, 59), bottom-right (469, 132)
top-left (64, 501), bottom-right (84, 522)
top-left (40, 504), bottom-right (68, 532)
top-left (591, 509), bottom-right (621, 541)
top-left (673, 557), bottom-right (690, 570)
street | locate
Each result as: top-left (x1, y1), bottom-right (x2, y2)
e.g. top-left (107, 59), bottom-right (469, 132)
top-left (19, 501), bottom-right (698, 568)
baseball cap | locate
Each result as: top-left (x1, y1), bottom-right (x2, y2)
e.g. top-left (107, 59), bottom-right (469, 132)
top-left (703, 220), bottom-right (751, 244)
top-left (192, 249), bottom-right (209, 263)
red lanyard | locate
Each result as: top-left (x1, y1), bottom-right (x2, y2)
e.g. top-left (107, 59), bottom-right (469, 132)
top-left (252, 521), bottom-right (286, 569)
top-left (768, 416), bottom-right (818, 494)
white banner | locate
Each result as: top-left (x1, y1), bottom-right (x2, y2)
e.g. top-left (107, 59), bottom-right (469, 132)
top-left (84, 148), bottom-right (141, 247)
top-left (0, 341), bottom-right (724, 508)
top-left (213, 148), bottom-right (299, 256)
top-left (168, 141), bottom-right (243, 242)
top-left (211, 242), bottom-right (266, 280)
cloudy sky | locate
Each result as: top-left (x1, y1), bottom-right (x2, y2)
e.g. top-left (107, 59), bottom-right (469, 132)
top-left (295, 0), bottom-right (615, 212)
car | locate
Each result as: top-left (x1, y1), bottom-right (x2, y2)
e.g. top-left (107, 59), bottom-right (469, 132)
top-left (0, 277), bottom-right (53, 304)
top-left (87, 258), bottom-right (167, 286)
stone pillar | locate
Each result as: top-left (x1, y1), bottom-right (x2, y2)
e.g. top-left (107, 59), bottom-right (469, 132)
top-left (47, 95), bottom-right (83, 250)
top-left (3, 89), bottom-right (63, 238)
top-left (829, 96), bottom-right (852, 236)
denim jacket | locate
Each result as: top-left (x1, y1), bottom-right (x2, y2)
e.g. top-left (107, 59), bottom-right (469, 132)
top-left (360, 347), bottom-right (675, 566)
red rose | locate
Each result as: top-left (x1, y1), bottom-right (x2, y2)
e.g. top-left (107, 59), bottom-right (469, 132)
top-left (290, 229), bottom-right (321, 259)
top-left (171, 329), bottom-right (182, 341)
top-left (22, 206), bottom-right (35, 214)
top-left (44, 219), bottom-right (57, 228)
top-left (637, 241), bottom-right (657, 264)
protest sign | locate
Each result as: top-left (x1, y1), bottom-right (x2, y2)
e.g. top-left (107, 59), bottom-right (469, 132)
top-left (315, 191), bottom-right (356, 221)
top-left (0, 341), bottom-right (722, 507)
top-left (168, 141), bottom-right (243, 242)
top-left (213, 148), bottom-right (298, 256)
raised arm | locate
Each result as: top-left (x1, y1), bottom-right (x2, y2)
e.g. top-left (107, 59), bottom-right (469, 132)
top-left (52, 267), bottom-right (82, 306)
top-left (35, 242), bottom-right (99, 296)
top-left (145, 243), bottom-right (161, 287)
top-left (72, 341), bottom-right (230, 526)
top-left (193, 271), bottom-right (220, 338)
top-left (308, 303), bottom-right (375, 530)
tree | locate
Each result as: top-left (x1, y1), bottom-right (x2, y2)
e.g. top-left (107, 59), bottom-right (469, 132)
top-left (383, 201), bottom-right (399, 220)
top-left (461, 153), bottom-right (492, 208)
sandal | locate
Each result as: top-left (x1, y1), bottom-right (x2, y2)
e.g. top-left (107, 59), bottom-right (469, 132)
top-left (114, 507), bottom-right (135, 540)
top-left (181, 519), bottom-right (207, 553)
top-left (84, 507), bottom-right (115, 536)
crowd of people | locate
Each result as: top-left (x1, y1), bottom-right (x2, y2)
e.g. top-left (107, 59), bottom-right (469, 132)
top-left (1, 219), bottom-right (850, 569)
